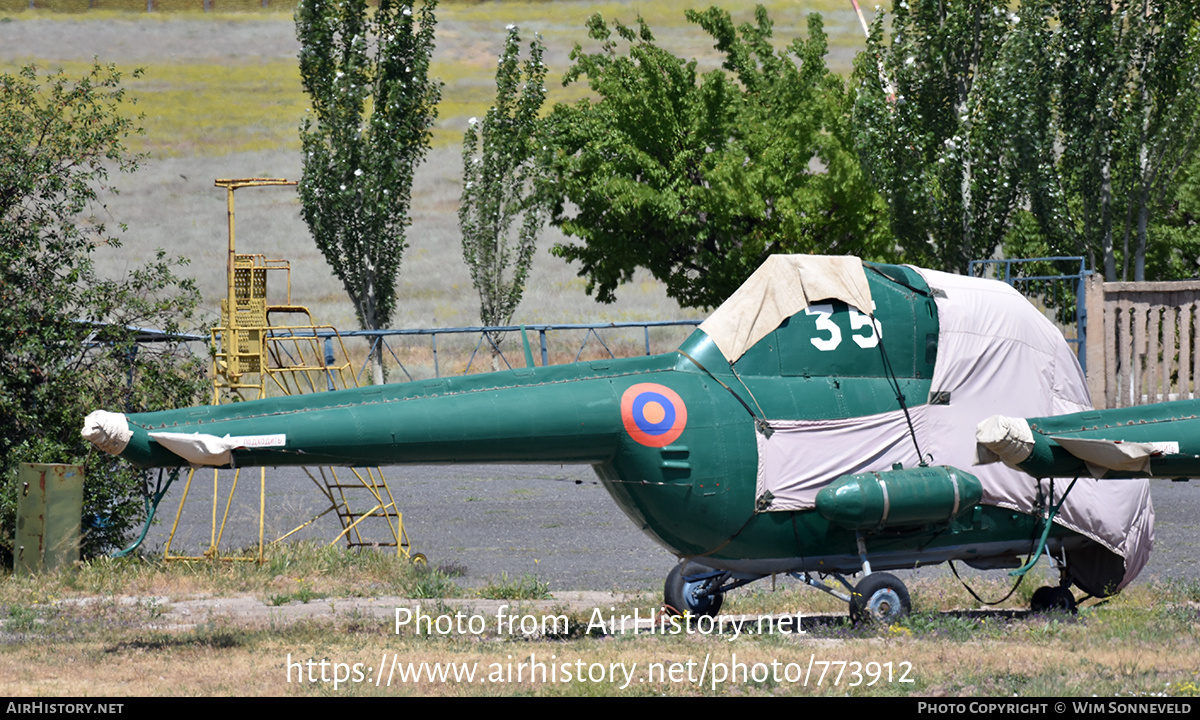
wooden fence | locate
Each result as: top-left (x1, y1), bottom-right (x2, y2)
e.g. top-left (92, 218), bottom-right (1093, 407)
top-left (1085, 274), bottom-right (1200, 409)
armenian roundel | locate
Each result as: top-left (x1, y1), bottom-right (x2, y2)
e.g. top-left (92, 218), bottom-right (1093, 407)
top-left (621, 383), bottom-right (688, 447)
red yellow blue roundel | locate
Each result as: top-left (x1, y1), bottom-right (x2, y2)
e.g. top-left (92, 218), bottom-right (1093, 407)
top-left (621, 383), bottom-right (688, 447)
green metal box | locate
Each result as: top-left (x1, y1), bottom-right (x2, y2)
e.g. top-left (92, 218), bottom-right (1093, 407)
top-left (14, 463), bottom-right (84, 575)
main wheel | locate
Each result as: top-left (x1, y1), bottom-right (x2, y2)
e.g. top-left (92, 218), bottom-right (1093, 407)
top-left (849, 572), bottom-right (911, 624)
top-left (1030, 585), bottom-right (1077, 614)
top-left (663, 561), bottom-right (724, 617)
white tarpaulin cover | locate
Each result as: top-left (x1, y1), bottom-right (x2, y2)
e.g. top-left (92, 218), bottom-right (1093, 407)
top-left (755, 410), bottom-right (928, 511)
top-left (754, 265), bottom-right (1153, 590)
top-left (1049, 436), bottom-right (1177, 477)
top-left (699, 255), bottom-right (874, 365)
top-left (148, 431), bottom-right (287, 467)
top-left (81, 410), bottom-right (133, 455)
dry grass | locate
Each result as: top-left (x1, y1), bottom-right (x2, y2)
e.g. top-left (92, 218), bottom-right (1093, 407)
top-left (1, 548), bottom-right (1198, 696)
top-left (76, 146), bottom-right (705, 371)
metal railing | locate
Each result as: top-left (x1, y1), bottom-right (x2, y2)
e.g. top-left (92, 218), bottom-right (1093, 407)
top-left (969, 257), bottom-right (1091, 373)
top-left (121, 319), bottom-right (703, 386)
top-left (282, 320), bottom-right (704, 385)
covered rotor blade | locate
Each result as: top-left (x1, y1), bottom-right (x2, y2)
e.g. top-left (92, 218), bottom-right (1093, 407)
top-left (976, 399), bottom-right (1200, 479)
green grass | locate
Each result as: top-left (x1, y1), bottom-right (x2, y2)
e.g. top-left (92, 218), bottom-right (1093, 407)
top-left (133, 61), bottom-right (305, 156)
top-left (2, 1), bottom-right (877, 156)
top-left (0, 540), bottom-right (430, 601)
top-left (408, 568), bottom-right (462, 598)
top-left (477, 572), bottom-right (551, 600)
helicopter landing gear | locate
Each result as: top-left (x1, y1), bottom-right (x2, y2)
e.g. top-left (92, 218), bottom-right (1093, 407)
top-left (663, 561), bottom-right (725, 617)
top-left (1029, 538), bottom-right (1077, 613)
top-left (849, 572), bottom-right (912, 624)
top-left (1030, 585), bottom-right (1077, 614)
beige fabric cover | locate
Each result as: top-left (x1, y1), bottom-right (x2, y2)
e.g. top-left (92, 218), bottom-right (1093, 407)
top-left (699, 255), bottom-right (874, 364)
top-left (1048, 436), bottom-right (1178, 477)
top-left (81, 410), bottom-right (132, 455)
top-left (751, 265), bottom-right (1154, 590)
top-left (148, 431), bottom-right (287, 467)
top-left (974, 414), bottom-right (1035, 465)
top-left (756, 409), bottom-right (928, 510)
top-left (916, 269), bottom-right (1152, 590)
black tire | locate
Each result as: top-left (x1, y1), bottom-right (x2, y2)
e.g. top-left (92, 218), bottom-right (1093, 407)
top-left (663, 561), bottom-right (724, 617)
top-left (1030, 585), bottom-right (1077, 614)
top-left (849, 572), bottom-right (911, 624)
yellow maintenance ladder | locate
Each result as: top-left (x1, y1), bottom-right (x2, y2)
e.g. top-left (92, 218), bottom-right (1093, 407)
top-left (162, 178), bottom-right (420, 563)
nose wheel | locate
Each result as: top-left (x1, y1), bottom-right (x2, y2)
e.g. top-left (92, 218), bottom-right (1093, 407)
top-left (849, 572), bottom-right (911, 624)
top-left (663, 561), bottom-right (725, 617)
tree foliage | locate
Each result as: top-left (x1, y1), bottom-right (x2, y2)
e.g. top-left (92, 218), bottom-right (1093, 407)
top-left (296, 0), bottom-right (441, 380)
top-left (853, 0), bottom-right (1025, 274)
top-left (0, 63), bottom-right (206, 560)
top-left (459, 25), bottom-right (548, 331)
top-left (1010, 0), bottom-right (1200, 281)
top-left (854, 0), bottom-right (1200, 281)
top-left (543, 7), bottom-right (890, 309)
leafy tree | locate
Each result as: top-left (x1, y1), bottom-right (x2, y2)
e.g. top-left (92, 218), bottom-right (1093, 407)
top-left (543, 7), bottom-right (891, 310)
top-left (459, 25), bottom-right (548, 339)
top-left (852, 0), bottom-right (1024, 274)
top-left (854, 0), bottom-right (1200, 282)
top-left (1011, 0), bottom-right (1200, 281)
top-left (0, 63), bottom-right (207, 561)
top-left (296, 0), bottom-right (441, 383)
top-left (1147, 154), bottom-right (1200, 279)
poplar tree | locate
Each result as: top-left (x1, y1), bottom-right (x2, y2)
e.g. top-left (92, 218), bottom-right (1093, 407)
top-left (854, 0), bottom-right (1200, 281)
top-left (852, 0), bottom-right (1022, 274)
top-left (296, 0), bottom-right (441, 383)
top-left (1014, 0), bottom-right (1200, 281)
top-left (459, 25), bottom-right (548, 340)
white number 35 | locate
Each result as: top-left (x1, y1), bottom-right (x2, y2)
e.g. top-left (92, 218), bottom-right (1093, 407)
top-left (804, 303), bottom-right (882, 352)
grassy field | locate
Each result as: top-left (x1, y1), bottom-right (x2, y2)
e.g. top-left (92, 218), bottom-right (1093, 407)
top-left (0, 2), bottom-right (875, 362)
top-left (1, 544), bottom-right (1198, 696)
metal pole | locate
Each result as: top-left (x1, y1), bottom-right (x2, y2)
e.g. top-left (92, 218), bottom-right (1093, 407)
top-left (225, 184), bottom-right (236, 354)
top-left (1077, 273), bottom-right (1088, 375)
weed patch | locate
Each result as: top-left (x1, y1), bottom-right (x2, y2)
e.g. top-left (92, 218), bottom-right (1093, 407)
top-left (477, 572), bottom-right (550, 601)
top-left (407, 569), bottom-right (460, 599)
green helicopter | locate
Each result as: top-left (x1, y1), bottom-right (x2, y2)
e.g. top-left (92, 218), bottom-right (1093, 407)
top-left (83, 255), bottom-right (1152, 622)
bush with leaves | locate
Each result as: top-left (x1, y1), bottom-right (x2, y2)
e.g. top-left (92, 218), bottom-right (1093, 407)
top-left (459, 25), bottom-right (548, 341)
top-left (543, 7), bottom-right (891, 309)
top-left (0, 62), bottom-right (207, 562)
